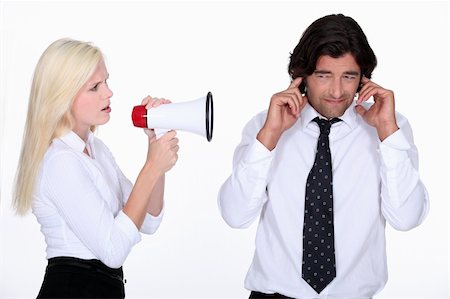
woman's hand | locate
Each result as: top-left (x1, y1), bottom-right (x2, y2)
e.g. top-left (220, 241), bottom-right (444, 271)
top-left (140, 96), bottom-right (172, 139)
top-left (146, 130), bottom-right (179, 175)
top-left (139, 95), bottom-right (178, 174)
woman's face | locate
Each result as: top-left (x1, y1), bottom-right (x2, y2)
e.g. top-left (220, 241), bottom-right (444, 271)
top-left (71, 59), bottom-right (113, 141)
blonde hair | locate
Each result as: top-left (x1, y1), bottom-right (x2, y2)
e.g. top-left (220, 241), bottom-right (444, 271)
top-left (13, 38), bottom-right (103, 215)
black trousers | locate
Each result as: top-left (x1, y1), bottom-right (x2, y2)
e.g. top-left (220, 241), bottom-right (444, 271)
top-left (37, 257), bottom-right (125, 299)
top-left (249, 291), bottom-right (294, 299)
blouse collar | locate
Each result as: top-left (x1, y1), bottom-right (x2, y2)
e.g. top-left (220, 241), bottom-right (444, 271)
top-left (58, 130), bottom-right (95, 156)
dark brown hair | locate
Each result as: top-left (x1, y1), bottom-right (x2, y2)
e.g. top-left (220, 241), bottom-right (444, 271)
top-left (288, 14), bottom-right (377, 93)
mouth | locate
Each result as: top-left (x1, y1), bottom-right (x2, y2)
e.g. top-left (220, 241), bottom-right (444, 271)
top-left (101, 104), bottom-right (111, 112)
top-left (324, 98), bottom-right (346, 104)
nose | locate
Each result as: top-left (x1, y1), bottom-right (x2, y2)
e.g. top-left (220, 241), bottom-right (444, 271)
top-left (329, 78), bottom-right (343, 98)
top-left (104, 84), bottom-right (113, 98)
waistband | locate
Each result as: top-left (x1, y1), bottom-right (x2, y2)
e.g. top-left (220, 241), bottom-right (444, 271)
top-left (47, 256), bottom-right (124, 283)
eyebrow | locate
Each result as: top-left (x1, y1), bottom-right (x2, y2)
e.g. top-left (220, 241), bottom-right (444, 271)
top-left (313, 70), bottom-right (360, 76)
top-left (313, 70), bottom-right (331, 75)
top-left (89, 73), bottom-right (109, 87)
top-left (343, 71), bottom-right (360, 76)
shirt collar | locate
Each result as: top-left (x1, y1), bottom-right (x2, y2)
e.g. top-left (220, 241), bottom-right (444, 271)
top-left (58, 130), bottom-right (94, 153)
top-left (299, 101), bottom-right (360, 130)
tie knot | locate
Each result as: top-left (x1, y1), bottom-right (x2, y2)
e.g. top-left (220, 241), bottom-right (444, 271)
top-left (313, 117), bottom-right (341, 135)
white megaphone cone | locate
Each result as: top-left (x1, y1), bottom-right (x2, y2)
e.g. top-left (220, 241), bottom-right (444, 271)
top-left (132, 92), bottom-right (213, 141)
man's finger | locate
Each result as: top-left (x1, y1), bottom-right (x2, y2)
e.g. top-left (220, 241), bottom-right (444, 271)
top-left (361, 76), bottom-right (370, 84)
top-left (355, 104), bottom-right (367, 117)
top-left (288, 77), bottom-right (303, 89)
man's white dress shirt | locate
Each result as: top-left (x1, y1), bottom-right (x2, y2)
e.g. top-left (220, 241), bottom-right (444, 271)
top-left (33, 131), bottom-right (163, 269)
top-left (218, 102), bottom-right (429, 299)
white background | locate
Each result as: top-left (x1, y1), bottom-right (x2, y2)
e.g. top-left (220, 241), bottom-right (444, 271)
top-left (0, 1), bottom-right (448, 298)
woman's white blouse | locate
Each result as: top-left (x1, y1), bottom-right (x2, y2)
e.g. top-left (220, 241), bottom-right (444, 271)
top-left (32, 131), bottom-right (163, 268)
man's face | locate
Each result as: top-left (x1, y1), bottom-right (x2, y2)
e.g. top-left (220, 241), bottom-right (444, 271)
top-left (305, 53), bottom-right (361, 119)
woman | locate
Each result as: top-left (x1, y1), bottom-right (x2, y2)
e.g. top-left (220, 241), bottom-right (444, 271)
top-left (13, 38), bottom-right (179, 298)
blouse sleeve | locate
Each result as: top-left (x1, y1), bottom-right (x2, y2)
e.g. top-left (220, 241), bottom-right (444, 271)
top-left (103, 144), bottom-right (164, 234)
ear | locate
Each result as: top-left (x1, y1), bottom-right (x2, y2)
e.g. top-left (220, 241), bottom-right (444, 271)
top-left (300, 78), bottom-right (307, 95)
top-left (356, 79), bottom-right (363, 93)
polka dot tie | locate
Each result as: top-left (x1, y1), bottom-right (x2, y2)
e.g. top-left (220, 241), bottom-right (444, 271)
top-left (302, 117), bottom-right (341, 293)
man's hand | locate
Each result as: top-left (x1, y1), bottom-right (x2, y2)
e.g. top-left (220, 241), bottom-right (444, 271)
top-left (355, 77), bottom-right (399, 141)
top-left (257, 77), bottom-right (307, 150)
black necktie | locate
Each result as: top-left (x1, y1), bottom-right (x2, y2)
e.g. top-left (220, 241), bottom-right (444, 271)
top-left (302, 117), bottom-right (341, 293)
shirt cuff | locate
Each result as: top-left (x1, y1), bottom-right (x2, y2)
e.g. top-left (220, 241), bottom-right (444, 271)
top-left (379, 129), bottom-right (411, 169)
top-left (236, 139), bottom-right (274, 204)
top-left (116, 210), bottom-right (141, 245)
top-left (140, 205), bottom-right (164, 234)
top-left (243, 138), bottom-right (274, 164)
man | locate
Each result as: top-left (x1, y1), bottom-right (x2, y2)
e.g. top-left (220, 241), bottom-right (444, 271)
top-left (218, 14), bottom-right (429, 299)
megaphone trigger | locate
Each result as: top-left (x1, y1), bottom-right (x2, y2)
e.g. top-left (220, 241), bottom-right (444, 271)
top-left (154, 128), bottom-right (170, 139)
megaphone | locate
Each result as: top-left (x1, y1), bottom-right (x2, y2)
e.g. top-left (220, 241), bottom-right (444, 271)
top-left (132, 92), bottom-right (213, 141)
